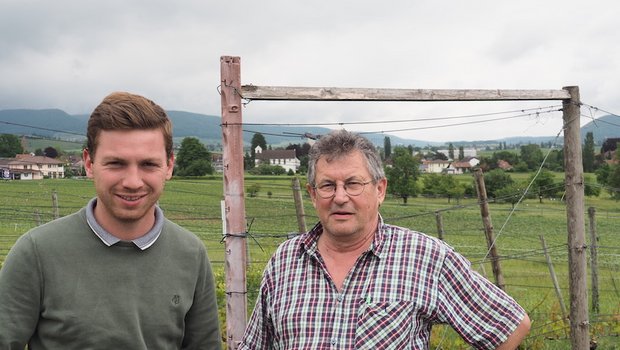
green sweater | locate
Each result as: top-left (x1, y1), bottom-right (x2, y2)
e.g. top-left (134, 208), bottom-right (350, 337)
top-left (0, 207), bottom-right (221, 349)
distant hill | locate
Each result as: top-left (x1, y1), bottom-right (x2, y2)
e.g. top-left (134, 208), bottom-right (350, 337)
top-left (2, 109), bottom-right (618, 148)
top-left (580, 114), bottom-right (620, 145)
top-left (0, 108), bottom-right (437, 147)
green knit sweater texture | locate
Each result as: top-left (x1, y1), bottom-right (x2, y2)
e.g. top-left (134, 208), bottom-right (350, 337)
top-left (0, 208), bottom-right (222, 349)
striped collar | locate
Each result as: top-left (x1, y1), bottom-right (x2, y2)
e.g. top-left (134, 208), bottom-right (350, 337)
top-left (85, 197), bottom-right (164, 250)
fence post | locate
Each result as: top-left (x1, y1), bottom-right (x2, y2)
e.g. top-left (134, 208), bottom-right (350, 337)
top-left (292, 177), bottom-right (307, 234)
top-left (435, 210), bottom-right (445, 241)
top-left (562, 85), bottom-right (589, 349)
top-left (473, 168), bottom-right (505, 290)
top-left (52, 190), bottom-right (59, 219)
top-left (220, 55), bottom-right (248, 349)
top-left (33, 210), bottom-right (41, 226)
top-left (588, 207), bottom-right (599, 315)
top-left (540, 235), bottom-right (569, 336)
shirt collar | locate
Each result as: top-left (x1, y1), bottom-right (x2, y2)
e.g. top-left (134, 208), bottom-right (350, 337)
top-left (85, 197), bottom-right (164, 250)
top-left (300, 214), bottom-right (387, 259)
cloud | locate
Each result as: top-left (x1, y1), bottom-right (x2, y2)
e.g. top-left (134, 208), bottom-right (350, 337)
top-left (1, 0), bottom-right (618, 142)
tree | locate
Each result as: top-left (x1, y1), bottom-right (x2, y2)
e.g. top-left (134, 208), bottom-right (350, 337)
top-left (246, 183), bottom-right (261, 197)
top-left (605, 150), bottom-right (620, 200)
top-left (249, 164), bottom-right (286, 175)
top-left (244, 152), bottom-right (254, 170)
top-left (0, 134), bottom-right (23, 157)
top-left (520, 144), bottom-right (543, 170)
top-left (529, 169), bottom-right (560, 202)
top-left (583, 174), bottom-right (601, 197)
top-left (582, 131), bottom-right (595, 172)
top-left (595, 163), bottom-right (611, 186)
top-left (385, 146), bottom-right (420, 204)
top-left (483, 169), bottom-right (514, 199)
top-left (608, 164), bottom-right (620, 200)
top-left (175, 137), bottom-right (213, 176)
top-left (422, 173), bottom-right (465, 203)
top-left (44, 146), bottom-right (59, 158)
top-left (495, 182), bottom-right (526, 208)
top-left (384, 136), bottom-right (392, 160)
top-left (250, 133), bottom-right (267, 158)
top-left (492, 151), bottom-right (519, 168)
top-left (448, 143), bottom-right (455, 160)
top-left (458, 146), bottom-right (464, 160)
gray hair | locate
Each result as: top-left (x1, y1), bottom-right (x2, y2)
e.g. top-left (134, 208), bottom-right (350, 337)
top-left (307, 129), bottom-right (385, 186)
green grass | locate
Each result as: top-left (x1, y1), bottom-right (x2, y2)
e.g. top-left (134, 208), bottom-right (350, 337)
top-left (1, 176), bottom-right (619, 349)
top-left (24, 137), bottom-right (85, 154)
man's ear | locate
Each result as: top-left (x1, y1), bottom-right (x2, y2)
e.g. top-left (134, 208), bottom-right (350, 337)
top-left (376, 178), bottom-right (387, 206)
top-left (166, 153), bottom-right (175, 180)
top-left (306, 183), bottom-right (318, 208)
top-left (83, 148), bottom-right (94, 178)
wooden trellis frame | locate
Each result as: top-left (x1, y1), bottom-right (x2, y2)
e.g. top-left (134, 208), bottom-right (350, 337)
top-left (220, 55), bottom-right (587, 349)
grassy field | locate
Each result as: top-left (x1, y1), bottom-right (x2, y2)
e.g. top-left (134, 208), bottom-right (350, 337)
top-left (1, 175), bottom-right (619, 349)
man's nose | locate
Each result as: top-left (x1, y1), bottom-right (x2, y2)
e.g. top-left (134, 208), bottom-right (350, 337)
top-left (122, 166), bottom-right (143, 188)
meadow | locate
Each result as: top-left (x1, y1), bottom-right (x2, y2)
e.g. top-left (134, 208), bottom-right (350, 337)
top-left (1, 175), bottom-right (619, 349)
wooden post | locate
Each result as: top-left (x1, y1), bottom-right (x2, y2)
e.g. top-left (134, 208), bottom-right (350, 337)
top-left (292, 177), bottom-right (307, 234)
top-left (562, 85), bottom-right (589, 349)
top-left (51, 191), bottom-right (59, 219)
top-left (33, 210), bottom-right (41, 226)
top-left (540, 235), bottom-right (569, 335)
top-left (435, 210), bottom-right (445, 241)
top-left (220, 55), bottom-right (248, 349)
top-left (588, 207), bottom-right (599, 315)
top-left (473, 168), bottom-right (505, 290)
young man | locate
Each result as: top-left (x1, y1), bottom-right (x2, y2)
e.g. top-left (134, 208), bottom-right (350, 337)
top-left (240, 129), bottom-right (530, 349)
top-left (0, 92), bottom-right (222, 349)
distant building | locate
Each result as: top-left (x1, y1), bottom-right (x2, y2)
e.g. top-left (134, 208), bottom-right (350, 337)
top-left (254, 146), bottom-right (300, 173)
top-left (420, 159), bottom-right (451, 174)
top-left (211, 152), bottom-right (223, 173)
top-left (1, 155), bottom-right (65, 180)
top-left (497, 159), bottom-right (513, 171)
top-left (448, 157), bottom-right (480, 174)
top-left (437, 148), bottom-right (478, 159)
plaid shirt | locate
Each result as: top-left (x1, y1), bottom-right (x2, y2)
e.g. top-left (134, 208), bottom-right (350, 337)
top-left (240, 217), bottom-right (525, 349)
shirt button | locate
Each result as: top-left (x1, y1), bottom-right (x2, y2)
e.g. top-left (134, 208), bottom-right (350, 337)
top-left (337, 295), bottom-right (343, 302)
top-left (331, 338), bottom-right (337, 345)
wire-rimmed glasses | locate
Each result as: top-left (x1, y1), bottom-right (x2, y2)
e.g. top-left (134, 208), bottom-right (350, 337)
top-left (312, 180), bottom-right (372, 199)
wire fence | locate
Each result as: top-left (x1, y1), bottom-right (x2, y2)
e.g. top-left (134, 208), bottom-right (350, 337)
top-left (1, 176), bottom-right (619, 347)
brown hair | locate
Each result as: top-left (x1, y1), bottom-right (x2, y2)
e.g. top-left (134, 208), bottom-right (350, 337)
top-left (86, 92), bottom-right (173, 160)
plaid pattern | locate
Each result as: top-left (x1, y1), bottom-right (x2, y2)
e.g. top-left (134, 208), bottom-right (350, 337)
top-left (240, 217), bottom-right (525, 349)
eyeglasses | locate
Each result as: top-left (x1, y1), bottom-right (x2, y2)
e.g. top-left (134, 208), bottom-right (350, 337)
top-left (312, 180), bottom-right (372, 199)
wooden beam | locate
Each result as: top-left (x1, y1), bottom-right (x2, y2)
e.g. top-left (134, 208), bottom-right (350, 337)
top-left (240, 85), bottom-right (571, 101)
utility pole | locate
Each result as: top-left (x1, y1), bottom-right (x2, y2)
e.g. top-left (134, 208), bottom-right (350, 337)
top-left (562, 86), bottom-right (589, 349)
top-left (220, 55), bottom-right (247, 349)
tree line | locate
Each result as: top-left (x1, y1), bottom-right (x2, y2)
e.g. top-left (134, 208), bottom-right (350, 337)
top-left (2, 132), bottom-right (619, 201)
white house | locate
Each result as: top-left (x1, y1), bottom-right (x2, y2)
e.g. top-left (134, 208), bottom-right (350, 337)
top-left (254, 146), bottom-right (300, 173)
top-left (446, 157), bottom-right (480, 174)
top-left (437, 148), bottom-right (478, 159)
top-left (420, 159), bottom-right (452, 174)
top-left (4, 155), bottom-right (65, 180)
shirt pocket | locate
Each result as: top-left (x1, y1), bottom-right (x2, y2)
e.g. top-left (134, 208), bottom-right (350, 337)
top-left (354, 300), bottom-right (414, 349)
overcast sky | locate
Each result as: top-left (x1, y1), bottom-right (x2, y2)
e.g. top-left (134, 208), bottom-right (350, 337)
top-left (1, 0), bottom-right (618, 142)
